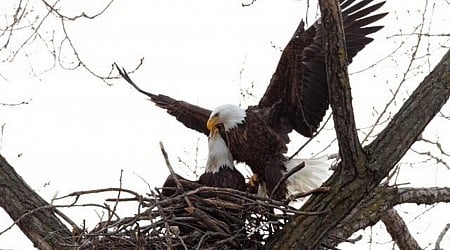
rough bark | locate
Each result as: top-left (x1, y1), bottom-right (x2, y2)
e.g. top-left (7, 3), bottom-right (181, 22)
top-left (398, 187), bottom-right (450, 204)
top-left (325, 187), bottom-right (450, 246)
top-left (382, 208), bottom-right (421, 250)
top-left (322, 0), bottom-right (365, 174)
top-left (265, 0), bottom-right (450, 247)
top-left (365, 56), bottom-right (450, 176)
top-left (0, 155), bottom-right (75, 249)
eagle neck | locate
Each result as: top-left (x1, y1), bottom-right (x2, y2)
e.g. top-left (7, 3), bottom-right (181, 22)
top-left (206, 132), bottom-right (235, 174)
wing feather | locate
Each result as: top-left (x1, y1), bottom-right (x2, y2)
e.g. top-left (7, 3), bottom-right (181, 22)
top-left (259, 0), bottom-right (387, 137)
top-left (117, 66), bottom-right (211, 135)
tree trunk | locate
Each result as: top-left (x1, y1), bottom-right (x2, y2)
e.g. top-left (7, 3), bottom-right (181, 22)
top-left (0, 155), bottom-right (76, 249)
top-left (265, 0), bottom-right (450, 248)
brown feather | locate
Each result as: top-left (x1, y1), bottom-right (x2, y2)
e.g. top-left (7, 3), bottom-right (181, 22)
top-left (116, 66), bottom-right (211, 136)
top-left (198, 167), bottom-right (246, 191)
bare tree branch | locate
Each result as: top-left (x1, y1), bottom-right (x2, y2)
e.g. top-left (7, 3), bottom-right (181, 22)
top-left (322, 0), bottom-right (365, 173)
top-left (411, 134), bottom-right (450, 170)
top-left (40, 0), bottom-right (115, 21)
top-left (435, 223), bottom-right (450, 250)
top-left (382, 208), bottom-right (421, 250)
top-left (418, 136), bottom-right (450, 157)
top-left (366, 48), bottom-right (450, 174)
top-left (398, 187), bottom-right (450, 204)
top-left (241, 0), bottom-right (257, 7)
top-left (325, 186), bottom-right (450, 246)
top-left (159, 141), bottom-right (194, 209)
top-left (0, 99), bottom-right (32, 106)
top-left (0, 0), bottom-right (139, 81)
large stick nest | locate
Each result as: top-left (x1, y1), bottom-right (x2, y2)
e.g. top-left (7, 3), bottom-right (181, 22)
top-left (71, 177), bottom-right (323, 249)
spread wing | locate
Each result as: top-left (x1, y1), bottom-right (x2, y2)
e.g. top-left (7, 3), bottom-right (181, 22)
top-left (117, 66), bottom-right (211, 136)
top-left (258, 0), bottom-right (387, 137)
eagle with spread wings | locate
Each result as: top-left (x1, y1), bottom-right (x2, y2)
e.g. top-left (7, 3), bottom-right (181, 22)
top-left (118, 0), bottom-right (387, 199)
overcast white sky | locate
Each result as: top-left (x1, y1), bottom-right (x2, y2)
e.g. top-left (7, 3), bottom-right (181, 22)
top-left (1, 0), bottom-right (449, 249)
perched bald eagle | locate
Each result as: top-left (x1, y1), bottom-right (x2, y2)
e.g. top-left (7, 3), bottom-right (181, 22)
top-left (120, 0), bottom-right (386, 199)
top-left (160, 127), bottom-right (245, 236)
top-left (198, 126), bottom-right (246, 191)
top-left (162, 126), bottom-right (245, 197)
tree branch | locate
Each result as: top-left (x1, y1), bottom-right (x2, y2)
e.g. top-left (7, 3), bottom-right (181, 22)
top-left (366, 48), bottom-right (450, 177)
top-left (0, 154), bottom-right (76, 249)
top-left (267, 38), bottom-right (450, 248)
top-left (398, 187), bottom-right (450, 204)
top-left (321, 0), bottom-right (365, 174)
top-left (382, 208), bottom-right (421, 250)
top-left (435, 223), bottom-right (450, 250)
top-left (325, 186), bottom-right (450, 246)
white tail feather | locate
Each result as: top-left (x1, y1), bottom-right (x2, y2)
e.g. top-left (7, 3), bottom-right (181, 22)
top-left (285, 156), bottom-right (330, 195)
top-left (256, 156), bottom-right (331, 198)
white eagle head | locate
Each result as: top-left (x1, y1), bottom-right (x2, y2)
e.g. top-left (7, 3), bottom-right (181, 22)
top-left (206, 128), bottom-right (234, 173)
top-left (206, 104), bottom-right (246, 132)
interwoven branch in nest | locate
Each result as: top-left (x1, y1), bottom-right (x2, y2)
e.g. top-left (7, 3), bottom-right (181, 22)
top-left (72, 181), bottom-right (328, 249)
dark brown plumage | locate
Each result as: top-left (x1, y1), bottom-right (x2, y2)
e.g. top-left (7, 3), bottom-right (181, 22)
top-left (119, 0), bottom-right (386, 199)
top-left (198, 167), bottom-right (246, 191)
top-left (162, 164), bottom-right (245, 197)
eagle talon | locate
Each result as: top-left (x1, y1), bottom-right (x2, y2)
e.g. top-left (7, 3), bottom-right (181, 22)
top-left (249, 174), bottom-right (260, 187)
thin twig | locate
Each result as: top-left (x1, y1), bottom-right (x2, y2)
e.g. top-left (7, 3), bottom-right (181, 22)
top-left (288, 187), bottom-right (331, 201)
top-left (435, 223), bottom-right (450, 250)
top-left (270, 162), bottom-right (305, 198)
top-left (159, 141), bottom-right (193, 208)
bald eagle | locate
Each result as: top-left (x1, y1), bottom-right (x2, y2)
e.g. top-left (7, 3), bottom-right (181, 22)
top-left (160, 127), bottom-right (245, 236)
top-left (120, 0), bottom-right (386, 199)
top-left (198, 126), bottom-right (246, 191)
top-left (162, 126), bottom-right (245, 197)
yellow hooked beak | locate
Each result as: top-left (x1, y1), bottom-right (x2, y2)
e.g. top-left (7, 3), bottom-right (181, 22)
top-left (207, 116), bottom-right (219, 132)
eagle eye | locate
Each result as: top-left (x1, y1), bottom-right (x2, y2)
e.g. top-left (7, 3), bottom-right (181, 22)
top-left (216, 123), bottom-right (225, 131)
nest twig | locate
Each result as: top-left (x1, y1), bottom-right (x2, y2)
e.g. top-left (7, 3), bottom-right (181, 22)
top-left (69, 143), bottom-right (328, 249)
top-left (69, 180), bottom-right (327, 249)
